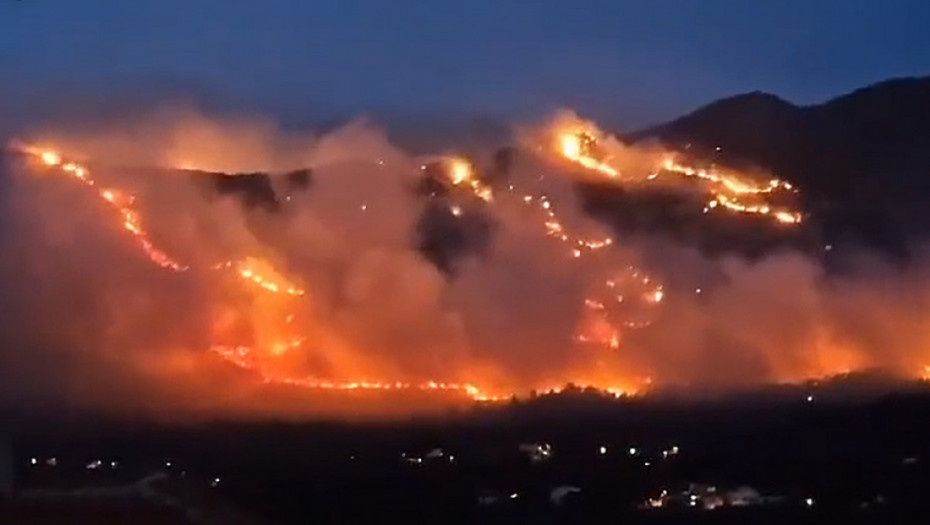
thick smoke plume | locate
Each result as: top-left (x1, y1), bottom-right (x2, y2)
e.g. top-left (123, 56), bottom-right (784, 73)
top-left (1, 106), bottom-right (928, 419)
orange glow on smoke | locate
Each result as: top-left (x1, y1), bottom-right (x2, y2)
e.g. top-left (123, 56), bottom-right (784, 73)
top-left (770, 332), bottom-right (869, 384)
top-left (15, 144), bottom-right (598, 402)
top-left (18, 143), bottom-right (189, 272)
top-left (15, 133), bottom-right (927, 414)
top-left (214, 258), bottom-right (306, 297)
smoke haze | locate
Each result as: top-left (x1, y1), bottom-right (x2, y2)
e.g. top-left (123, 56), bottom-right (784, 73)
top-left (1, 106), bottom-right (928, 420)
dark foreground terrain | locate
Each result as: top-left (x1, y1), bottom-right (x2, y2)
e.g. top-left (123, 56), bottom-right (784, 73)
top-left (3, 380), bottom-right (930, 524)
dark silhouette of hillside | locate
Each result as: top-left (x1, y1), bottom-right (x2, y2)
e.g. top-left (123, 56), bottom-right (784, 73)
top-left (630, 76), bottom-right (930, 255)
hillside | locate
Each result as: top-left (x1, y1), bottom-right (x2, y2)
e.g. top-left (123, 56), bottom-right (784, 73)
top-left (628, 76), bottom-right (930, 254)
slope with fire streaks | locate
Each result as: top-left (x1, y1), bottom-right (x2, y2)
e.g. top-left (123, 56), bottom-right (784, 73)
top-left (14, 143), bottom-right (650, 400)
top-left (202, 156), bottom-right (651, 399)
top-left (13, 143), bottom-right (190, 272)
top-left (17, 136), bottom-right (901, 406)
top-left (12, 144), bottom-right (314, 296)
top-left (553, 121), bottom-right (802, 224)
top-left (12, 144), bottom-right (526, 401)
top-left (417, 155), bottom-right (663, 353)
top-left (503, 172), bottom-right (663, 351)
top-left (211, 344), bottom-right (497, 400)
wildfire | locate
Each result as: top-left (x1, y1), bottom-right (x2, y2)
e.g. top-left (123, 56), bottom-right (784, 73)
top-left (209, 342), bottom-right (645, 402)
top-left (40, 150), bottom-right (62, 166)
top-left (662, 157), bottom-right (793, 195)
top-left (19, 143), bottom-right (516, 402)
top-left (16, 143), bottom-right (321, 296)
top-left (209, 344), bottom-right (501, 401)
top-left (199, 147), bottom-right (656, 400)
top-left (440, 157), bottom-right (494, 202)
top-left (559, 132), bottom-right (619, 178)
top-left (575, 268), bottom-right (663, 350)
top-left (553, 126), bottom-right (803, 225)
top-left (214, 258), bottom-right (306, 297)
top-left (501, 159), bottom-right (661, 353)
top-left (15, 143), bottom-right (188, 272)
top-left (519, 193), bottom-right (615, 260)
top-left (11, 122), bottom-right (930, 411)
top-left (11, 138), bottom-right (664, 406)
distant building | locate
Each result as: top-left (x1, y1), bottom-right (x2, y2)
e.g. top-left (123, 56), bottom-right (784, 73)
top-left (424, 448), bottom-right (445, 460)
top-left (727, 486), bottom-right (762, 507)
top-left (642, 483), bottom-right (781, 511)
top-left (518, 443), bottom-right (552, 463)
top-left (550, 485), bottom-right (581, 506)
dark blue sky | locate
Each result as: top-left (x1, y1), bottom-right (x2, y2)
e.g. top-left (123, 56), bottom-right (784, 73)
top-left (2, 0), bottom-right (929, 129)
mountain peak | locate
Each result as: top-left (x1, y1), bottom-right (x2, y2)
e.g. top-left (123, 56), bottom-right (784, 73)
top-left (626, 75), bottom-right (930, 253)
top-left (700, 90), bottom-right (796, 111)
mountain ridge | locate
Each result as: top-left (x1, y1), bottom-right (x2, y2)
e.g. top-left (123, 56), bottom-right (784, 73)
top-left (616, 75), bottom-right (930, 254)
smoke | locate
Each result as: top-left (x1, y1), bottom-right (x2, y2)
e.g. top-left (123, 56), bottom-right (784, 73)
top-left (13, 101), bottom-right (315, 173)
top-left (1, 105), bottom-right (929, 420)
top-left (631, 247), bottom-right (930, 388)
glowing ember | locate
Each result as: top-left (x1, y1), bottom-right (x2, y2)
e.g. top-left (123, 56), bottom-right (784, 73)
top-left (215, 258), bottom-right (306, 296)
top-left (441, 157), bottom-right (494, 202)
top-left (209, 344), bottom-right (501, 401)
top-left (559, 132), bottom-right (619, 178)
top-left (40, 151), bottom-right (62, 166)
top-left (498, 153), bottom-right (662, 353)
top-left (526, 194), bottom-right (615, 258)
top-left (575, 268), bottom-right (663, 351)
top-left (662, 157), bottom-right (793, 195)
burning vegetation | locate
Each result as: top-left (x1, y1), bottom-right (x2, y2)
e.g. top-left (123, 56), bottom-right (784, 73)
top-left (2, 108), bottom-right (929, 418)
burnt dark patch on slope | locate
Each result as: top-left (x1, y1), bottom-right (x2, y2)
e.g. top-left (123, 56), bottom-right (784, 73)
top-left (412, 160), bottom-right (500, 276)
top-left (211, 172), bottom-right (279, 212)
top-left (190, 168), bottom-right (311, 213)
top-left (416, 201), bottom-right (495, 276)
top-left (284, 168), bottom-right (313, 191)
top-left (486, 146), bottom-right (516, 184)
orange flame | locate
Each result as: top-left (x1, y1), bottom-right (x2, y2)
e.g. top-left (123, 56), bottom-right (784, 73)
top-left (428, 157), bottom-right (494, 202)
top-left (214, 258), bottom-right (306, 297)
top-left (17, 144), bottom-right (188, 272)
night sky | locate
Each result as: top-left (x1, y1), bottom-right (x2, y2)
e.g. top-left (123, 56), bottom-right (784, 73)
top-left (1, 0), bottom-right (929, 128)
